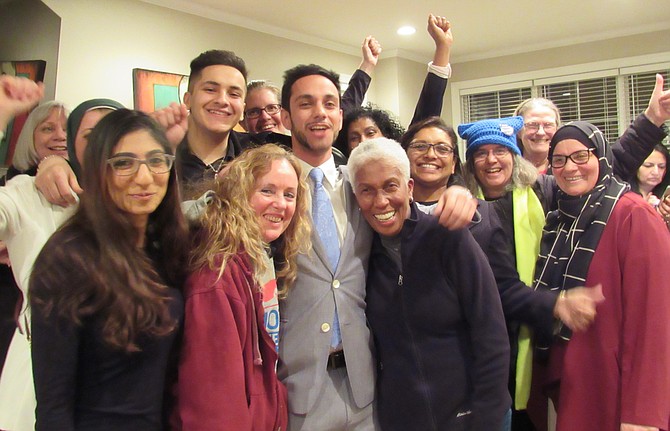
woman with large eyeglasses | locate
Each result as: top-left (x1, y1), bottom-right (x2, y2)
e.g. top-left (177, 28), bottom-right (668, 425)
top-left (242, 81), bottom-right (289, 138)
top-left (457, 74), bottom-right (670, 431)
top-left (399, 116), bottom-right (463, 205)
top-left (29, 109), bottom-right (189, 430)
top-left (531, 121), bottom-right (670, 431)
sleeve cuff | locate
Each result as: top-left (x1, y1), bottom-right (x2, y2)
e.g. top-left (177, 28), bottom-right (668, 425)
top-left (427, 61), bottom-right (452, 79)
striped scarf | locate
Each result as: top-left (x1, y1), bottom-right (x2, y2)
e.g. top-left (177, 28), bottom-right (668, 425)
top-left (533, 122), bottom-right (628, 348)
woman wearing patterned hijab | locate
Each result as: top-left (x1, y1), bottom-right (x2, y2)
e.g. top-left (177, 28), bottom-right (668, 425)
top-left (458, 76), bottom-right (670, 431)
top-left (532, 121), bottom-right (670, 431)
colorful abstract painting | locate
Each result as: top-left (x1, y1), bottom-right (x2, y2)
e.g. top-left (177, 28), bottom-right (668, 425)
top-left (133, 68), bottom-right (189, 113)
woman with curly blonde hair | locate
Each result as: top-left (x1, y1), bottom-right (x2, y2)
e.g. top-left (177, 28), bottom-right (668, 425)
top-left (175, 144), bottom-right (310, 431)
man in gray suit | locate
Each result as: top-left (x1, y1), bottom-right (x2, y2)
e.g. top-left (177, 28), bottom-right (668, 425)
top-left (278, 64), bottom-right (375, 430)
top-left (278, 64), bottom-right (475, 430)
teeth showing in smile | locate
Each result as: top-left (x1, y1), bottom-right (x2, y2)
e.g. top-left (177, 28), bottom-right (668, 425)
top-left (261, 124), bottom-right (275, 131)
top-left (310, 125), bottom-right (328, 131)
top-left (485, 168), bottom-right (502, 173)
top-left (374, 211), bottom-right (395, 221)
top-left (265, 215), bottom-right (282, 223)
top-left (565, 176), bottom-right (584, 182)
top-left (50, 146), bottom-right (67, 151)
top-left (419, 163), bottom-right (439, 170)
top-left (208, 109), bottom-right (228, 116)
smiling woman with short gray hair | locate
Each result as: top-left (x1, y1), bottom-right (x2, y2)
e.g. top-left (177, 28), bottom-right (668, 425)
top-left (348, 137), bottom-right (510, 431)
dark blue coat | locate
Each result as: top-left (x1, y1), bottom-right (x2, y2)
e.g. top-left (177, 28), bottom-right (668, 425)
top-left (366, 204), bottom-right (510, 431)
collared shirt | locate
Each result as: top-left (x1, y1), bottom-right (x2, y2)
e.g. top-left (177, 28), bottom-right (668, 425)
top-left (175, 130), bottom-right (252, 195)
top-left (298, 156), bottom-right (347, 246)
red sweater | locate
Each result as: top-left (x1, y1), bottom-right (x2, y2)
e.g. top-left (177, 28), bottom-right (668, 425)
top-left (536, 193), bottom-right (670, 431)
top-left (173, 252), bottom-right (287, 431)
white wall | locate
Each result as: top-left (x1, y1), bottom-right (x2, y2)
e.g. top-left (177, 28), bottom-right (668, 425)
top-left (10, 0), bottom-right (670, 130)
top-left (397, 57), bottom-right (427, 124)
top-left (40, 0), bottom-right (385, 113)
top-left (374, 58), bottom-right (400, 117)
top-left (355, 56), bottom-right (427, 126)
top-left (445, 29), bottom-right (670, 125)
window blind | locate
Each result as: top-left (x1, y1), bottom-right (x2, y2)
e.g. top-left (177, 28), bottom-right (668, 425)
top-left (461, 87), bottom-right (531, 123)
top-left (627, 70), bottom-right (670, 145)
top-left (541, 77), bottom-right (619, 143)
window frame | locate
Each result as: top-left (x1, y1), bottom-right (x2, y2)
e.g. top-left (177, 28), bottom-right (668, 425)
top-left (450, 54), bottom-right (670, 156)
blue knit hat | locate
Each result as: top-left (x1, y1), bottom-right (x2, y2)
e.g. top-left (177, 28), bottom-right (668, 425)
top-left (458, 116), bottom-right (524, 159)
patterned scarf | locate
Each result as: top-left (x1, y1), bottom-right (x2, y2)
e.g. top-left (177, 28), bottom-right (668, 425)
top-left (533, 122), bottom-right (628, 347)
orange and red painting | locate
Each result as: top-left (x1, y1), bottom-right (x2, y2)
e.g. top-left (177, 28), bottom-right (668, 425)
top-left (132, 68), bottom-right (189, 113)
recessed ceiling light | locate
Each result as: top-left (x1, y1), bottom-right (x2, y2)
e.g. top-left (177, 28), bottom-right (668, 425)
top-left (397, 26), bottom-right (416, 36)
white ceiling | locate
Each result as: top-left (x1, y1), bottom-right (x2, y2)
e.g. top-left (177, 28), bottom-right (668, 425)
top-left (143, 0), bottom-right (670, 63)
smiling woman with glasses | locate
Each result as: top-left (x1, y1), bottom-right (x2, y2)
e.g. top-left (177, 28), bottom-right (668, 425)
top-left (244, 103), bottom-right (282, 119)
top-left (549, 148), bottom-right (594, 168)
top-left (107, 152), bottom-right (176, 176)
top-left (400, 116), bottom-right (463, 205)
top-left (241, 81), bottom-right (289, 137)
top-left (407, 141), bottom-right (454, 156)
top-left (531, 121), bottom-right (670, 431)
top-left (29, 109), bottom-right (188, 431)
top-left (472, 146), bottom-right (513, 162)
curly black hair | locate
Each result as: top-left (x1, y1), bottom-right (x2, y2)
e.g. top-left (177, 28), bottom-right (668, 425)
top-left (335, 104), bottom-right (405, 157)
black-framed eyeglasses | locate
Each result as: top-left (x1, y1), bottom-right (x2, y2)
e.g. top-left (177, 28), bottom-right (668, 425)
top-left (550, 148), bottom-right (594, 168)
top-left (245, 104), bottom-right (282, 119)
top-left (407, 141), bottom-right (454, 157)
top-left (524, 122), bottom-right (557, 133)
top-left (107, 154), bottom-right (175, 176)
top-left (472, 147), bottom-right (510, 162)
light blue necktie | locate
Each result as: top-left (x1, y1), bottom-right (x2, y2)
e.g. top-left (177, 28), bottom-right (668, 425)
top-left (309, 167), bottom-right (342, 348)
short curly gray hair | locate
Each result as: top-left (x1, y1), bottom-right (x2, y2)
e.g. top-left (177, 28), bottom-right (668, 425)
top-left (347, 137), bottom-right (410, 190)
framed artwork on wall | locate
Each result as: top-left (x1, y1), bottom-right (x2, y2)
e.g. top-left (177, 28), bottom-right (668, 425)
top-left (132, 68), bottom-right (189, 113)
top-left (0, 60), bottom-right (47, 167)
